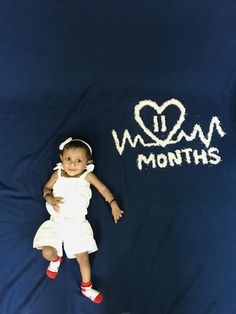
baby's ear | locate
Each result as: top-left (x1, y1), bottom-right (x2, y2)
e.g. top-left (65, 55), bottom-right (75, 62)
top-left (60, 154), bottom-right (63, 162)
top-left (87, 159), bottom-right (93, 165)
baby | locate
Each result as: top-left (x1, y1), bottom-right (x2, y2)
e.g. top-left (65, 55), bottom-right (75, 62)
top-left (33, 137), bottom-right (123, 303)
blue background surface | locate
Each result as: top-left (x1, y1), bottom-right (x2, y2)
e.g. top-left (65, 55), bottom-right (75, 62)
top-left (0, 1), bottom-right (236, 313)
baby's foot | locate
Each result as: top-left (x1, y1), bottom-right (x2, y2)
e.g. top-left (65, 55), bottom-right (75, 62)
top-left (46, 257), bottom-right (62, 279)
top-left (81, 282), bottom-right (103, 304)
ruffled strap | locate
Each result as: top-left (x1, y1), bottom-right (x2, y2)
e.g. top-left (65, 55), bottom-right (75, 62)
top-left (80, 164), bottom-right (95, 179)
top-left (53, 162), bottom-right (63, 177)
top-left (86, 164), bottom-right (95, 172)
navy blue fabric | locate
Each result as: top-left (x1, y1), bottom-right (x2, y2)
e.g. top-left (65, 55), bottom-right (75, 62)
top-left (0, 1), bottom-right (236, 314)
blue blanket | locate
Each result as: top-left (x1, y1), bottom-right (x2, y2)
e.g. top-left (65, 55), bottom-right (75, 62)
top-left (0, 1), bottom-right (236, 313)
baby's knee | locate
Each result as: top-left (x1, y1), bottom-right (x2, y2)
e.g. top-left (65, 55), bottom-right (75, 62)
top-left (76, 252), bottom-right (89, 264)
top-left (42, 246), bottom-right (57, 261)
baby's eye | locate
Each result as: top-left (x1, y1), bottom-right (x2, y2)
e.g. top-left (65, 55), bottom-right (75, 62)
top-left (65, 157), bottom-right (70, 161)
top-left (77, 159), bottom-right (82, 163)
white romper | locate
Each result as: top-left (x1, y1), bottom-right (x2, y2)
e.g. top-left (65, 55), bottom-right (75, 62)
top-left (33, 164), bottom-right (98, 258)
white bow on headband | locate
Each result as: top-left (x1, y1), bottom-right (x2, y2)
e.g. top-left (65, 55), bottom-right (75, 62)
top-left (59, 137), bottom-right (93, 155)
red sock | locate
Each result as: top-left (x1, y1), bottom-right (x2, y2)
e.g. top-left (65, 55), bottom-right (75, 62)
top-left (46, 256), bottom-right (62, 279)
top-left (81, 281), bottom-right (92, 288)
top-left (81, 281), bottom-right (103, 304)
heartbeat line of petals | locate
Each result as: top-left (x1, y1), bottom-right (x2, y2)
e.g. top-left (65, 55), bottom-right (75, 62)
top-left (112, 116), bottom-right (226, 155)
top-left (112, 130), bottom-right (146, 155)
top-left (168, 116), bottom-right (226, 148)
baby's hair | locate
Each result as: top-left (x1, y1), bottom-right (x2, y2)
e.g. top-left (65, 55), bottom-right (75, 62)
top-left (61, 138), bottom-right (92, 160)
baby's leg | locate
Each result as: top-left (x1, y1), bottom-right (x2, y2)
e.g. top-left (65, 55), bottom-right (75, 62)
top-left (76, 252), bottom-right (91, 283)
top-left (76, 252), bottom-right (103, 304)
top-left (42, 246), bottom-right (62, 279)
top-left (42, 246), bottom-right (58, 261)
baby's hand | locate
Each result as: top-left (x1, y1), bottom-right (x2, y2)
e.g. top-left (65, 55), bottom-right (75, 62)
top-left (111, 201), bottom-right (124, 224)
top-left (46, 195), bottom-right (64, 212)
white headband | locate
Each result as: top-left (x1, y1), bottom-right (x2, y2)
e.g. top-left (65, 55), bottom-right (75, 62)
top-left (59, 137), bottom-right (92, 156)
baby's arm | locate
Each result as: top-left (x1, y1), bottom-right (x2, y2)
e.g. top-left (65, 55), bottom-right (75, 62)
top-left (43, 171), bottom-right (63, 212)
top-left (86, 172), bottom-right (124, 223)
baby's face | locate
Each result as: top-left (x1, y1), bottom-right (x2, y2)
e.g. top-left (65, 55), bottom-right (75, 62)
top-left (60, 147), bottom-right (89, 177)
